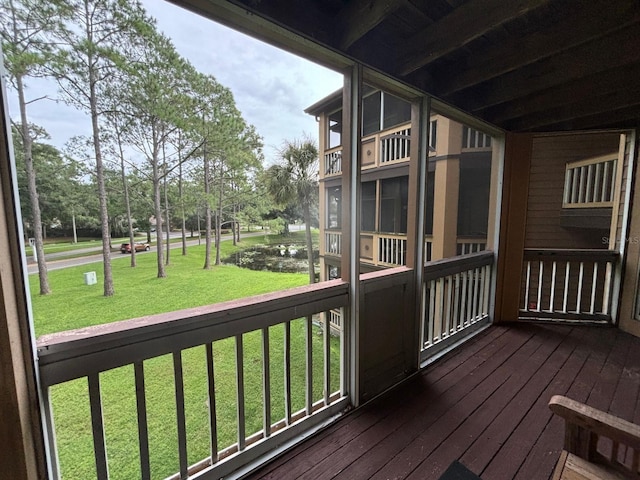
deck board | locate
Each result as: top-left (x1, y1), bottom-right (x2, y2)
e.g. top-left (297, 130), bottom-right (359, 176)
top-left (245, 323), bottom-right (640, 480)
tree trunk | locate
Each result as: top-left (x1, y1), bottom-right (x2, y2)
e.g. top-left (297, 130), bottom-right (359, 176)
top-left (116, 119), bottom-right (136, 267)
top-left (203, 153), bottom-right (212, 269)
top-left (16, 74), bottom-right (50, 294)
top-left (163, 160), bottom-right (170, 266)
top-left (153, 138), bottom-right (165, 277)
top-left (303, 201), bottom-right (315, 284)
top-left (215, 169), bottom-right (223, 266)
top-left (85, 0), bottom-right (114, 296)
top-left (179, 151), bottom-right (187, 256)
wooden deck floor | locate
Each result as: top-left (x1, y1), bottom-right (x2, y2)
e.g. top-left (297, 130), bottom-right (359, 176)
top-left (246, 322), bottom-right (640, 480)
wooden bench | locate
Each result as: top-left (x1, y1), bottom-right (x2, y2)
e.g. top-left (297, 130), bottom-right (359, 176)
top-left (549, 395), bottom-right (640, 479)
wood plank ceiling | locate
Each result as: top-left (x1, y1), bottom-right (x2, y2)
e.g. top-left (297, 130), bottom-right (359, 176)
top-left (182, 0), bottom-right (640, 132)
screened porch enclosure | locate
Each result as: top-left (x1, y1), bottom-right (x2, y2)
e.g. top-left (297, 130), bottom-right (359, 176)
top-left (2, 1), bottom-right (640, 480)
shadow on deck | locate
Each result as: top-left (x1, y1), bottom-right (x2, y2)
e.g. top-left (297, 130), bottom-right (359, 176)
top-left (247, 322), bottom-right (640, 479)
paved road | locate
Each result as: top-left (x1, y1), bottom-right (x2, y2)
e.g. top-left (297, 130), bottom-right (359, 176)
top-left (26, 231), bottom-right (270, 274)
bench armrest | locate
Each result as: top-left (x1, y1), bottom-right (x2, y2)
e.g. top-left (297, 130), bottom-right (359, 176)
top-left (549, 395), bottom-right (640, 478)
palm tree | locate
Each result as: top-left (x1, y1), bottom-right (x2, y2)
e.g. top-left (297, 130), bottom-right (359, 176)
top-left (265, 138), bottom-right (318, 284)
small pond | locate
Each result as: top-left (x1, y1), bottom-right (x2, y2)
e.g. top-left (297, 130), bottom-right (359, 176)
top-left (223, 244), bottom-right (319, 274)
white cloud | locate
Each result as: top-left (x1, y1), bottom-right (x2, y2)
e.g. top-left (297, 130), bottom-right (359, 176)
top-left (142, 0), bottom-right (343, 163)
top-left (4, 0), bottom-right (343, 164)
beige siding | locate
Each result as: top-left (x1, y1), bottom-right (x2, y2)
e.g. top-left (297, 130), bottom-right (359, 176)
top-left (525, 133), bottom-right (620, 249)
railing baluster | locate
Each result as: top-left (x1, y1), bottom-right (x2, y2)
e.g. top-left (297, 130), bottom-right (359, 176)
top-left (524, 261), bottom-right (531, 310)
top-left (586, 163), bottom-right (594, 202)
top-left (578, 166), bottom-right (586, 203)
top-left (305, 315), bottom-right (313, 416)
top-left (460, 270), bottom-right (469, 324)
top-left (571, 167), bottom-right (579, 203)
top-left (563, 169), bottom-right (572, 204)
top-left (576, 262), bottom-right (585, 313)
top-left (549, 261), bottom-right (557, 312)
top-left (284, 321), bottom-right (292, 425)
top-left (482, 264), bottom-right (491, 316)
top-left (594, 162), bottom-right (602, 202)
top-left (537, 261), bottom-right (544, 311)
top-left (603, 262), bottom-right (613, 315)
top-left (235, 335), bottom-right (246, 451)
top-left (134, 362), bottom-right (151, 480)
top-left (261, 328), bottom-right (271, 438)
top-left (609, 160), bottom-right (617, 201)
top-left (205, 343), bottom-right (218, 463)
top-left (323, 311), bottom-right (330, 406)
top-left (428, 280), bottom-right (436, 345)
top-left (444, 276), bottom-right (453, 336)
top-left (88, 373), bottom-right (109, 480)
top-left (453, 273), bottom-right (461, 331)
top-left (173, 351), bottom-right (188, 479)
top-left (603, 161), bottom-right (611, 202)
top-left (563, 262), bottom-right (570, 313)
top-left (436, 278), bottom-right (445, 340)
top-left (590, 263), bottom-right (598, 315)
top-left (420, 285), bottom-right (428, 348)
top-left (471, 267), bottom-right (479, 322)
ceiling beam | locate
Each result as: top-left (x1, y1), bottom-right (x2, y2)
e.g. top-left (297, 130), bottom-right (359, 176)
top-left (396, 0), bottom-right (552, 76)
top-left (503, 85), bottom-right (640, 131)
top-left (437, 0), bottom-right (639, 96)
top-left (337, 0), bottom-right (405, 50)
top-left (445, 25), bottom-right (640, 113)
top-left (532, 104), bottom-right (640, 132)
top-left (482, 64), bottom-right (640, 125)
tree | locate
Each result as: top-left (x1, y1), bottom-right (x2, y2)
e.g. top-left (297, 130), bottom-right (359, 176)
top-left (0, 0), bottom-right (66, 294)
top-left (121, 28), bottom-right (196, 278)
top-left (51, 0), bottom-right (149, 295)
top-left (13, 125), bottom-right (84, 239)
top-left (265, 138), bottom-right (319, 284)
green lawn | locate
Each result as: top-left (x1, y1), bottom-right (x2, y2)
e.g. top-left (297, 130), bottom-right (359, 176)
top-left (33, 231), bottom-right (341, 480)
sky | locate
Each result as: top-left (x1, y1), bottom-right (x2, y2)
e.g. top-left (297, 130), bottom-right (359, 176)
top-left (5, 0), bottom-right (344, 164)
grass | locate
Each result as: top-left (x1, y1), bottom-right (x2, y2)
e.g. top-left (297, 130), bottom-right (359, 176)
top-left (33, 230), bottom-right (340, 480)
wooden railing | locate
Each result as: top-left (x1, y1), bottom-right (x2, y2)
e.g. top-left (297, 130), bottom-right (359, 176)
top-left (424, 235), bottom-right (433, 264)
top-left (380, 126), bottom-right (411, 164)
top-left (377, 233), bottom-right (407, 266)
top-left (324, 231), bottom-right (342, 256)
top-left (420, 251), bottom-right (494, 360)
top-left (37, 282), bottom-right (349, 480)
top-left (323, 147), bottom-right (342, 177)
top-left (519, 249), bottom-right (618, 323)
top-left (563, 155), bottom-right (617, 208)
top-left (462, 126), bottom-right (492, 150)
top-left (456, 237), bottom-right (487, 256)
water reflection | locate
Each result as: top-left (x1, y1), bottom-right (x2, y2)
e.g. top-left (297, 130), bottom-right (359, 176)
top-left (223, 244), bottom-right (319, 274)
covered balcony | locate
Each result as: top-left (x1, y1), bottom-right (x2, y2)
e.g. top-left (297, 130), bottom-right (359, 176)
top-left (2, 1), bottom-right (640, 480)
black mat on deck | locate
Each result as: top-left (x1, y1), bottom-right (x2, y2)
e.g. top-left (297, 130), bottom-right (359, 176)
top-left (438, 461), bottom-right (482, 480)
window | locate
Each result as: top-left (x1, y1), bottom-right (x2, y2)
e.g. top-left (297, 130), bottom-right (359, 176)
top-left (361, 181), bottom-right (376, 231)
top-left (362, 91), bottom-right (381, 137)
top-left (383, 93), bottom-right (411, 131)
top-left (429, 120), bottom-right (437, 151)
top-left (379, 177), bottom-right (408, 233)
top-left (362, 89), bottom-right (411, 137)
top-left (326, 186), bottom-right (341, 229)
top-left (327, 109), bottom-right (342, 148)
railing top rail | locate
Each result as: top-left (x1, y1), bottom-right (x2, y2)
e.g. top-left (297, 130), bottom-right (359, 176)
top-left (37, 280), bottom-right (349, 387)
top-left (423, 251), bottom-right (494, 281)
top-left (377, 232), bottom-right (408, 239)
top-left (360, 266), bottom-right (412, 294)
top-left (523, 249), bottom-right (619, 261)
top-left (565, 153), bottom-right (617, 170)
top-left (380, 132), bottom-right (410, 141)
top-left (324, 146), bottom-right (342, 154)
